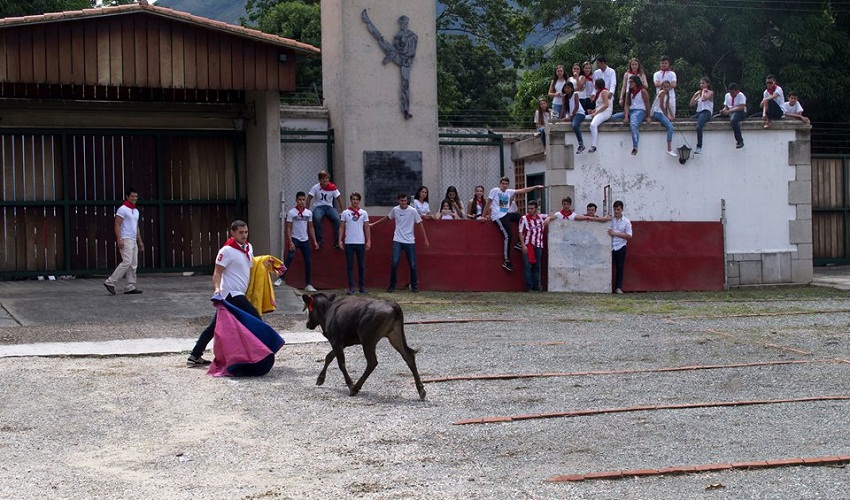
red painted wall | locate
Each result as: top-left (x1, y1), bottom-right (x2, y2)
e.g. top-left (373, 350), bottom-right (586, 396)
top-left (282, 219), bottom-right (724, 292)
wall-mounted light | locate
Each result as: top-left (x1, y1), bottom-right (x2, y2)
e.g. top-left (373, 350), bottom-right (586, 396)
top-left (232, 117), bottom-right (248, 132)
top-left (677, 144), bottom-right (692, 165)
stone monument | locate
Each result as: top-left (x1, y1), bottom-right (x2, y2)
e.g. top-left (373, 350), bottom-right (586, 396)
top-left (322, 0), bottom-right (439, 212)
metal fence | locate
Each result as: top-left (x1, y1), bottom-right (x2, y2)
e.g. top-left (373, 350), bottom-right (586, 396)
top-left (438, 131), bottom-right (506, 213)
top-left (279, 129), bottom-right (335, 206)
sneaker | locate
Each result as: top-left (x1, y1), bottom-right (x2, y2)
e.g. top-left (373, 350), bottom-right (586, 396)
top-left (576, 145), bottom-right (585, 154)
top-left (304, 284), bottom-right (317, 292)
top-left (125, 289), bottom-right (143, 294)
top-left (513, 242), bottom-right (523, 251)
top-left (359, 288), bottom-right (368, 294)
top-left (631, 148), bottom-right (637, 156)
top-left (187, 355), bottom-right (212, 367)
top-left (411, 288), bottom-right (420, 293)
top-left (736, 142), bottom-right (744, 149)
top-left (588, 146), bottom-right (597, 154)
top-left (273, 278), bottom-right (283, 287)
top-left (694, 146), bottom-right (702, 154)
top-left (333, 242), bottom-right (341, 249)
top-left (103, 282), bottom-right (115, 295)
top-left (386, 286), bottom-right (395, 293)
top-left (502, 260), bottom-right (514, 272)
top-left (666, 150), bottom-right (677, 157)
top-left (614, 288), bottom-right (624, 294)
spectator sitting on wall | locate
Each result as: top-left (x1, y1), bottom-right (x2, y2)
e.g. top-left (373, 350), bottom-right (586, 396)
top-left (533, 97), bottom-right (551, 147)
top-left (481, 176), bottom-right (544, 272)
top-left (306, 170), bottom-right (343, 249)
top-left (761, 74), bottom-right (785, 129)
top-left (721, 82), bottom-right (747, 149)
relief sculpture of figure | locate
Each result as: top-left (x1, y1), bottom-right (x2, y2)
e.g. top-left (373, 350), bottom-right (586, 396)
top-left (362, 10), bottom-right (417, 119)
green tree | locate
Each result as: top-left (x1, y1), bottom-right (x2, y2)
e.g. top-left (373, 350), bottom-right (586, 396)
top-left (0, 0), bottom-right (89, 17)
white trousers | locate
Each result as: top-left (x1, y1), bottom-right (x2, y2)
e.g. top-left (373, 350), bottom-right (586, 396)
top-left (105, 238), bottom-right (138, 291)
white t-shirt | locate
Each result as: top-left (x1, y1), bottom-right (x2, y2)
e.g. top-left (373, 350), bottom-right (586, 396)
top-left (286, 207), bottom-right (312, 242)
top-left (413, 199), bottom-right (430, 217)
top-left (388, 205), bottom-right (422, 244)
top-left (553, 210), bottom-right (577, 221)
top-left (341, 208), bottom-right (369, 244)
top-left (488, 187), bottom-right (516, 220)
top-left (593, 67), bottom-right (617, 97)
top-left (784, 100), bottom-right (803, 115)
top-left (308, 183), bottom-right (340, 208)
top-left (552, 79), bottom-right (566, 106)
top-left (763, 85), bottom-right (785, 111)
top-left (724, 92), bottom-right (747, 110)
top-left (696, 92), bottom-right (714, 114)
top-left (628, 89), bottom-right (647, 111)
top-left (216, 243), bottom-right (254, 298)
top-left (115, 204), bottom-right (139, 239)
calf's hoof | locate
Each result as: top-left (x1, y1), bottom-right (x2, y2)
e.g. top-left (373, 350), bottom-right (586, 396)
top-left (418, 387), bottom-right (427, 400)
top-left (348, 387), bottom-right (360, 396)
top-left (316, 376), bottom-right (325, 386)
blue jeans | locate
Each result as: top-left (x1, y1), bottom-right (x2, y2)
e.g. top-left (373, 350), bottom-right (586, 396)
top-left (552, 103), bottom-right (563, 119)
top-left (284, 237), bottom-right (312, 286)
top-left (345, 243), bottom-right (366, 291)
top-left (651, 111), bottom-right (674, 142)
top-left (312, 205), bottom-right (340, 244)
top-left (629, 109), bottom-right (646, 148)
top-left (191, 293), bottom-right (261, 358)
top-left (390, 241), bottom-right (417, 290)
top-left (729, 111), bottom-right (746, 144)
top-left (613, 246), bottom-right (627, 291)
top-left (695, 110), bottom-right (712, 147)
top-left (537, 126), bottom-right (546, 146)
top-left (571, 113), bottom-right (585, 146)
top-left (522, 246), bottom-right (543, 291)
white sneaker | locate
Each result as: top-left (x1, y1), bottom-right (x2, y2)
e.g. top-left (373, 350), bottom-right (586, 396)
top-left (273, 278), bottom-right (283, 287)
top-left (666, 150), bottom-right (677, 157)
top-left (694, 146), bottom-right (702, 154)
top-left (304, 284), bottom-right (317, 292)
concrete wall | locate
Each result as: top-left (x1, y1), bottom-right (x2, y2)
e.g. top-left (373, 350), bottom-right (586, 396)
top-left (245, 91), bottom-right (285, 257)
top-left (547, 220), bottom-right (611, 292)
top-left (523, 118), bottom-right (812, 286)
top-left (321, 0), bottom-right (439, 209)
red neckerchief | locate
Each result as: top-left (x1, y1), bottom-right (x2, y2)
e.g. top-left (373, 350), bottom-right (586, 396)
top-left (766, 83), bottom-right (776, 95)
top-left (348, 206), bottom-right (360, 218)
top-left (296, 206), bottom-right (306, 218)
top-left (659, 68), bottom-right (670, 79)
top-left (592, 88), bottom-right (608, 102)
top-left (122, 200), bottom-right (136, 210)
top-left (322, 182), bottom-right (337, 191)
top-left (560, 209), bottom-right (573, 218)
top-left (630, 87), bottom-right (641, 99)
top-left (627, 70), bottom-right (638, 77)
top-left (225, 237), bottom-right (250, 260)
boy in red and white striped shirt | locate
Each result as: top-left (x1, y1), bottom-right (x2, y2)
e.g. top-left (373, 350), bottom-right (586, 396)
top-left (518, 200), bottom-right (548, 292)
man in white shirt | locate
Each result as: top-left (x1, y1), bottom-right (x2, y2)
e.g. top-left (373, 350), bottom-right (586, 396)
top-left (482, 176), bottom-right (544, 272)
top-left (721, 82), bottom-right (747, 149)
top-left (608, 200), bottom-right (633, 294)
top-left (653, 55), bottom-right (677, 118)
top-left (104, 187), bottom-right (144, 295)
top-left (593, 54), bottom-right (617, 99)
top-left (370, 193), bottom-right (429, 292)
top-left (187, 220), bottom-right (259, 367)
top-left (306, 170), bottom-right (344, 248)
top-left (284, 191), bottom-right (319, 292)
top-left (339, 192), bottom-right (371, 294)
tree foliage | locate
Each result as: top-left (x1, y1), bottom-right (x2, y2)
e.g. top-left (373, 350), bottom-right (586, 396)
top-left (0, 0), bottom-right (89, 17)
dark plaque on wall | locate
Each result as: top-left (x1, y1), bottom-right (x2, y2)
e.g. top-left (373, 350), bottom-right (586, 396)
top-left (363, 151), bottom-right (423, 206)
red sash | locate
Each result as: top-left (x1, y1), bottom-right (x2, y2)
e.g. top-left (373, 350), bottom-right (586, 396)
top-left (225, 238), bottom-right (250, 260)
top-left (122, 200), bottom-right (136, 210)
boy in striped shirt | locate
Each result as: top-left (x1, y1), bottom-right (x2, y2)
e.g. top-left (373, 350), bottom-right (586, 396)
top-left (518, 200), bottom-right (548, 292)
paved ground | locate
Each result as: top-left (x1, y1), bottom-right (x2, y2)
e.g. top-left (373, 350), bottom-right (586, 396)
top-left (1, 270), bottom-right (849, 498)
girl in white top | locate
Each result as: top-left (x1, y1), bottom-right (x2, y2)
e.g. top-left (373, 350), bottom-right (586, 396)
top-left (443, 185), bottom-right (465, 219)
top-left (533, 97), bottom-right (551, 146)
top-left (579, 61), bottom-right (596, 111)
top-left (587, 77), bottom-right (613, 153)
top-left (439, 200), bottom-right (458, 220)
top-left (650, 80), bottom-right (679, 157)
top-left (623, 74), bottom-right (650, 155)
top-left (467, 185), bottom-right (486, 219)
top-left (619, 58), bottom-right (649, 108)
top-left (413, 186), bottom-right (432, 219)
top-left (547, 65), bottom-right (568, 119)
top-left (689, 77), bottom-right (714, 153)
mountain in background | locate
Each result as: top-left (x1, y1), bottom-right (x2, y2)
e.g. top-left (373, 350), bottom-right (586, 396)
top-left (155, 0), bottom-right (248, 25)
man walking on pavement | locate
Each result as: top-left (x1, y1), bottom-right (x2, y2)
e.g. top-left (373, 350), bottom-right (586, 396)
top-left (104, 187), bottom-right (143, 295)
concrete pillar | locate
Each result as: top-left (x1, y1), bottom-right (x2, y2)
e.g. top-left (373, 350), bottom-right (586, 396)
top-left (245, 91), bottom-right (284, 256)
top-left (322, 0), bottom-right (439, 213)
top-left (547, 221), bottom-right (612, 292)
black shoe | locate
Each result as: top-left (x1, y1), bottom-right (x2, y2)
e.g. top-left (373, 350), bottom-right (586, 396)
top-left (187, 355), bottom-right (212, 367)
top-left (359, 289), bottom-right (368, 294)
top-left (103, 283), bottom-right (115, 295)
top-left (125, 289), bottom-right (143, 294)
top-left (333, 242), bottom-right (341, 249)
top-left (386, 286), bottom-right (395, 293)
top-left (347, 289), bottom-right (356, 295)
top-left (513, 242), bottom-right (523, 251)
top-left (736, 142), bottom-right (744, 149)
top-left (502, 260), bottom-right (514, 272)
top-left (411, 288), bottom-right (419, 293)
